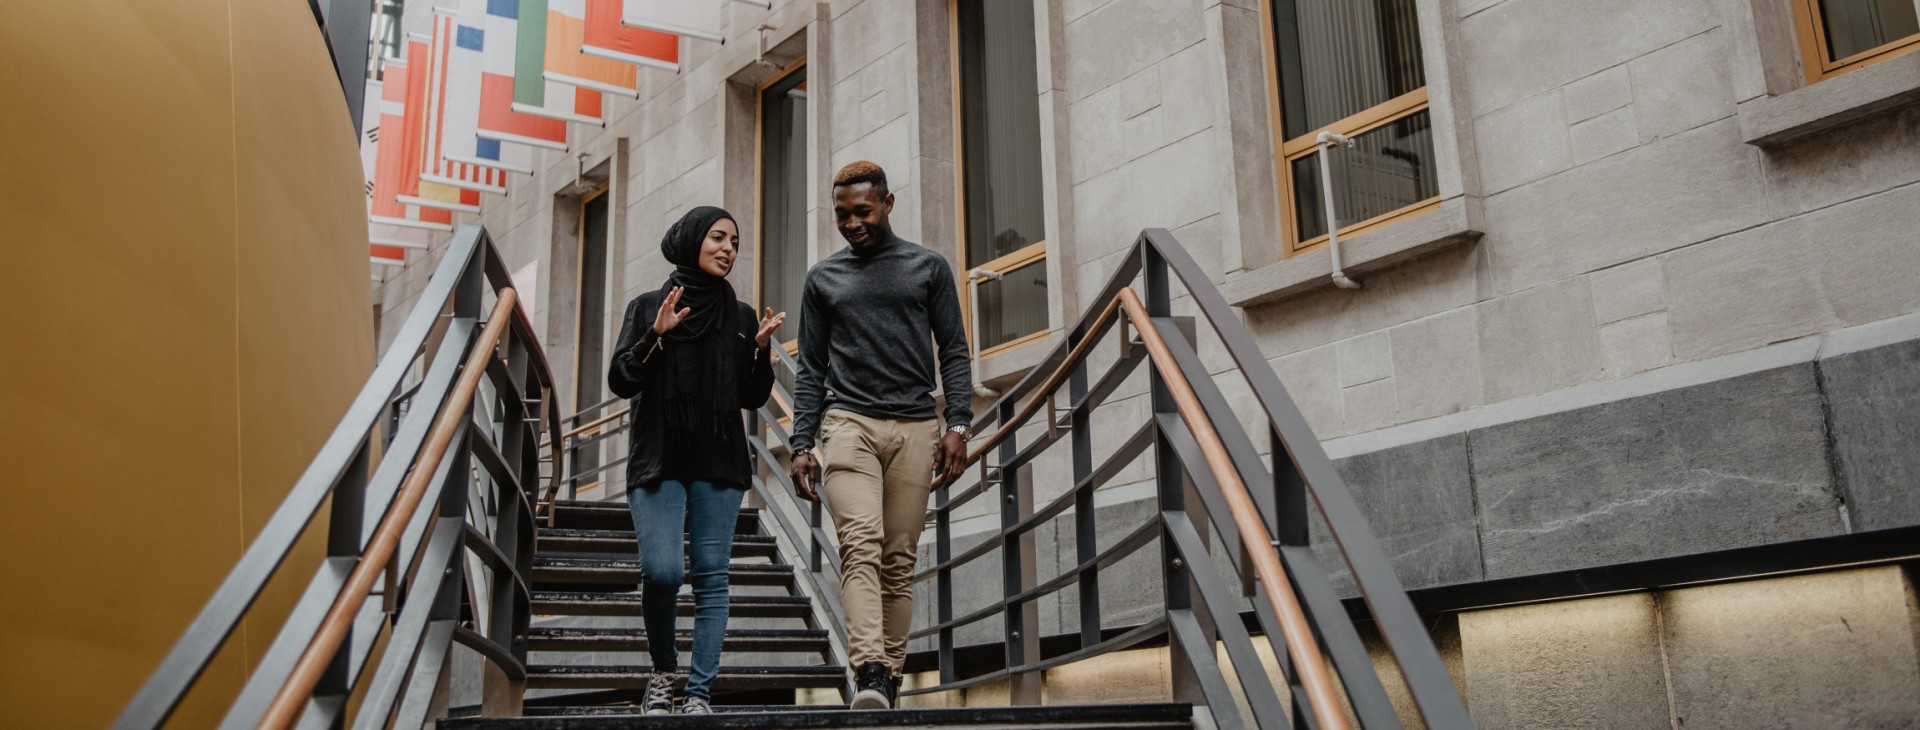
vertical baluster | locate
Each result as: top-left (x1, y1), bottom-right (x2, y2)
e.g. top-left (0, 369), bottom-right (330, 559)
top-left (998, 400), bottom-right (1041, 704)
top-left (1070, 354), bottom-right (1099, 649)
top-left (935, 479), bottom-right (955, 684)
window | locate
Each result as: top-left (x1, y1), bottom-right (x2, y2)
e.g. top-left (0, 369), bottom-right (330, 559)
top-left (954, 0), bottom-right (1049, 356)
top-left (1262, 0), bottom-right (1438, 257)
top-left (573, 186), bottom-right (611, 486)
top-left (757, 60), bottom-right (808, 392)
top-left (1793, 0), bottom-right (1920, 82)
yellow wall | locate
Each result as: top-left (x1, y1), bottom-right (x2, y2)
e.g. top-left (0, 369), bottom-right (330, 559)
top-left (0, 1), bottom-right (375, 726)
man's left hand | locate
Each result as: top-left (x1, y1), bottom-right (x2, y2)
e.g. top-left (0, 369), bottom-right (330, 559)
top-left (933, 430), bottom-right (969, 486)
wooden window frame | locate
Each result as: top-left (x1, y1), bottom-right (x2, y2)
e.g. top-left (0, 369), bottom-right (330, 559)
top-left (950, 0), bottom-right (1049, 361)
top-left (571, 182), bottom-right (612, 492)
top-left (753, 57), bottom-right (808, 355)
top-left (1258, 0), bottom-right (1440, 259)
top-left (1791, 0), bottom-right (1920, 83)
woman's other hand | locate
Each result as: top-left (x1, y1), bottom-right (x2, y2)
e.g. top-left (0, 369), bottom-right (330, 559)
top-left (652, 286), bottom-right (690, 334)
top-left (754, 307), bottom-right (787, 348)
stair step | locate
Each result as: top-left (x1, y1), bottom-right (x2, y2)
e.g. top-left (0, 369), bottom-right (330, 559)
top-left (538, 529), bottom-right (778, 558)
top-left (532, 558), bottom-right (795, 588)
top-left (533, 592), bottom-right (815, 619)
top-left (525, 664), bottom-right (845, 691)
top-left (547, 500), bottom-right (761, 534)
top-left (522, 705), bottom-right (842, 716)
top-left (528, 627), bottom-right (829, 653)
top-left (443, 703), bottom-right (1194, 728)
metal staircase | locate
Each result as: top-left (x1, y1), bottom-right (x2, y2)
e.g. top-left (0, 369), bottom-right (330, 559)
top-left (114, 224), bottom-right (1472, 729)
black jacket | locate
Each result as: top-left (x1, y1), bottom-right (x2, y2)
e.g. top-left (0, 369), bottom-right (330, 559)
top-left (608, 293), bottom-right (774, 491)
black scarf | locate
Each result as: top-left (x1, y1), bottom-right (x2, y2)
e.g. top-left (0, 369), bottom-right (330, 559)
top-left (656, 206), bottom-right (741, 454)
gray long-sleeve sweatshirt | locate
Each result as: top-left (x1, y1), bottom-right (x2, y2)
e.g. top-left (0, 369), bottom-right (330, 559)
top-left (789, 233), bottom-right (973, 453)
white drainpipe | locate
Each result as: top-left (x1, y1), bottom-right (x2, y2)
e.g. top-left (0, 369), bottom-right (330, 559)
top-left (1315, 131), bottom-right (1362, 290)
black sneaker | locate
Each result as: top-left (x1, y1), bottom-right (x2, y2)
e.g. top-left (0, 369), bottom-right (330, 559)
top-left (850, 662), bottom-right (892, 710)
top-left (888, 673), bottom-right (903, 707)
top-left (642, 671), bottom-right (676, 715)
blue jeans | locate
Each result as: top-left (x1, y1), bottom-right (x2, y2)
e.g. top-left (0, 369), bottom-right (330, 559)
top-left (627, 479), bottom-right (743, 700)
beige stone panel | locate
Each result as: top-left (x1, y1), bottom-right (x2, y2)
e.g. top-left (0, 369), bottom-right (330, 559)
top-left (1244, 243), bottom-right (1482, 359)
top-left (1563, 66), bottom-right (1633, 125)
top-left (1588, 257), bottom-right (1666, 325)
top-left (1662, 216), bottom-right (1834, 361)
top-left (1270, 344), bottom-right (1348, 441)
top-left (1060, 0), bottom-right (1205, 104)
top-left (1477, 276), bottom-right (1604, 402)
top-left (1390, 307), bottom-right (1484, 423)
top-left (1458, 594), bottom-right (1672, 729)
top-left (1599, 313), bottom-right (1674, 378)
top-left (1479, 119), bottom-right (1770, 297)
top-left (1045, 646), bottom-right (1174, 704)
top-left (1627, 28), bottom-right (1737, 142)
top-left (1811, 181), bottom-right (1920, 329)
top-left (1475, 89), bottom-right (1574, 195)
top-left (1660, 567), bottom-right (1920, 728)
top-left (1758, 104), bottom-right (1920, 219)
top-left (1459, 0), bottom-right (1717, 116)
top-left (1568, 105), bottom-right (1640, 165)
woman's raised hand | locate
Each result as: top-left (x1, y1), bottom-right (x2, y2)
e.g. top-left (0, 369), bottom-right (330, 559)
top-left (651, 286), bottom-right (691, 334)
top-left (754, 307), bottom-right (787, 348)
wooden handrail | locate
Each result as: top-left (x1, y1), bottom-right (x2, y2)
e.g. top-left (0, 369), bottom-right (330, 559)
top-left (1115, 287), bottom-right (1349, 730)
top-left (958, 295), bottom-right (1125, 471)
top-left (259, 289), bottom-right (520, 730)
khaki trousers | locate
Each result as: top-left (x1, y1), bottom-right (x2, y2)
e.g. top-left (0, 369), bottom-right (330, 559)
top-left (818, 409), bottom-right (939, 671)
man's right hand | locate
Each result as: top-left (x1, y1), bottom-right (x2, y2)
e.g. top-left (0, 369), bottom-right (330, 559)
top-left (790, 451), bottom-right (820, 502)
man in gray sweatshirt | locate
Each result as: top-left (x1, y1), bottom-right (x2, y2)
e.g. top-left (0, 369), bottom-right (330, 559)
top-left (788, 161), bottom-right (973, 709)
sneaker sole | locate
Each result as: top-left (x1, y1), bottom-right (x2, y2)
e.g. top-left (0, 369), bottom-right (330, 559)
top-left (849, 688), bottom-right (889, 710)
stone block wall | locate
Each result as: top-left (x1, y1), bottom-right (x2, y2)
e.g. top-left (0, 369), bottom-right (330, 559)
top-left (364, 0), bottom-right (1920, 721)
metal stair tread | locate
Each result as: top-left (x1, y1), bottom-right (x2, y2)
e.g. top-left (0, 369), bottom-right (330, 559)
top-left (532, 591), bottom-right (814, 618)
top-left (533, 557), bottom-right (791, 571)
top-left (537, 528), bottom-right (775, 542)
top-left (528, 627), bottom-right (826, 638)
top-left (442, 703), bottom-right (1195, 728)
top-left (525, 664), bottom-right (846, 690)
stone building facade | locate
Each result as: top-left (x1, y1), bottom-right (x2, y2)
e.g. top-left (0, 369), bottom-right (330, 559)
top-left (374, 0), bottom-right (1920, 725)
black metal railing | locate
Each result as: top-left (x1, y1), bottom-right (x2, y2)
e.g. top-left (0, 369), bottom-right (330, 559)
top-left (114, 225), bottom-right (563, 729)
top-left (741, 229), bottom-right (1470, 729)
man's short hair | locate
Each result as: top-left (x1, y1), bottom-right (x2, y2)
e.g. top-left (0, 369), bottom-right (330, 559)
top-left (833, 161), bottom-right (888, 194)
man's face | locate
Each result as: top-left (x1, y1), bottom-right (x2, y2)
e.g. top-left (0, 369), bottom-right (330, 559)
top-left (833, 182), bottom-right (894, 250)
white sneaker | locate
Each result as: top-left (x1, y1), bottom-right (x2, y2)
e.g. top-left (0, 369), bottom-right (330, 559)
top-left (680, 696), bottom-right (713, 715)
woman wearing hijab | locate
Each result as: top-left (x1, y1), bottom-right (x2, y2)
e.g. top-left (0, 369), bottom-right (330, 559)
top-left (608, 206), bottom-right (784, 716)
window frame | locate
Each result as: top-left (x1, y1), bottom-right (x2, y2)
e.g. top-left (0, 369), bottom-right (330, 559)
top-left (1258, 0), bottom-right (1441, 258)
top-left (570, 182), bottom-right (612, 493)
top-left (753, 56), bottom-right (808, 355)
top-left (950, 0), bottom-right (1051, 361)
top-left (1791, 0), bottom-right (1920, 83)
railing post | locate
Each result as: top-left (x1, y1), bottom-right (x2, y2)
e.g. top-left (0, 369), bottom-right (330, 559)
top-left (997, 400), bottom-right (1041, 705)
top-left (1069, 357), bottom-right (1100, 650)
top-left (313, 441), bottom-right (372, 725)
top-left (935, 478), bottom-right (956, 684)
top-left (1144, 245), bottom-right (1207, 709)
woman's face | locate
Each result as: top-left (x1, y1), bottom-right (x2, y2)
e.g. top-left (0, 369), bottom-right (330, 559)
top-left (699, 218), bottom-right (740, 277)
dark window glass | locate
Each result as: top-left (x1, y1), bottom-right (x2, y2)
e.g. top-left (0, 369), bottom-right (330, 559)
top-left (1270, 0), bottom-right (1427, 140)
top-left (958, 0), bottom-right (1047, 268)
top-left (760, 67), bottom-right (808, 346)
top-left (575, 190), bottom-right (610, 477)
top-left (975, 258), bottom-right (1049, 351)
top-left (1289, 110), bottom-right (1436, 241)
top-left (1820, 0), bottom-right (1920, 60)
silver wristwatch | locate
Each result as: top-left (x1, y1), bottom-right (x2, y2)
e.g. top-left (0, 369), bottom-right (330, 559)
top-left (947, 424), bottom-right (972, 442)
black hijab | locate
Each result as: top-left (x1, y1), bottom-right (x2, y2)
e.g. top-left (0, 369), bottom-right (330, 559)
top-left (655, 206), bottom-right (742, 453)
